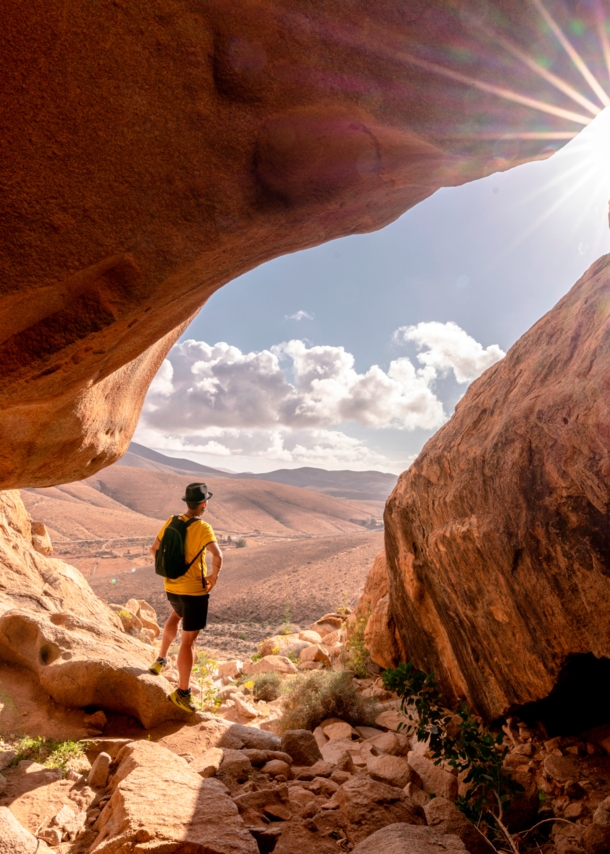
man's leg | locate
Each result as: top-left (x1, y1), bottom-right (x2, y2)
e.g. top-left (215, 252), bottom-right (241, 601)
top-left (159, 610), bottom-right (181, 659)
top-left (177, 629), bottom-right (200, 691)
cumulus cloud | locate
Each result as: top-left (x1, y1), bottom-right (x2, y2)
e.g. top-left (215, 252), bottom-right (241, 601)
top-left (393, 321), bottom-right (505, 383)
top-left (285, 310), bottom-right (314, 321)
top-left (142, 338), bottom-right (445, 434)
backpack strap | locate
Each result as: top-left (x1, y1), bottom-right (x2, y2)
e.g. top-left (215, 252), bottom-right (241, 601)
top-left (183, 517), bottom-right (214, 592)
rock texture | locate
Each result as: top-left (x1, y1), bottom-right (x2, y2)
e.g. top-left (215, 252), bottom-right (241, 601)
top-left (381, 254), bottom-right (610, 719)
top-left (0, 491), bottom-right (187, 728)
top-left (351, 823), bottom-right (468, 854)
top-left (0, 0), bottom-right (597, 488)
top-left (91, 741), bottom-right (258, 853)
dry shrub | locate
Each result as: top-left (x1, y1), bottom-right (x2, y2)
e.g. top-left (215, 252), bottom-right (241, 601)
top-left (277, 670), bottom-right (376, 733)
top-left (253, 671), bottom-right (282, 702)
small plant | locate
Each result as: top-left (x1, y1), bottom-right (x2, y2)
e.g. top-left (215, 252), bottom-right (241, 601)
top-left (336, 590), bottom-right (351, 616)
top-left (12, 737), bottom-right (88, 777)
top-left (278, 670), bottom-right (376, 733)
top-left (235, 538), bottom-right (247, 548)
top-left (383, 662), bottom-right (522, 844)
top-left (238, 631), bottom-right (248, 641)
top-left (253, 671), bottom-right (282, 702)
top-left (191, 651), bottom-right (220, 711)
top-left (344, 609), bottom-right (371, 678)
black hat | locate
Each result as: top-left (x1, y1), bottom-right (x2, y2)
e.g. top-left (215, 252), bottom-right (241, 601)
top-left (182, 482), bottom-right (213, 503)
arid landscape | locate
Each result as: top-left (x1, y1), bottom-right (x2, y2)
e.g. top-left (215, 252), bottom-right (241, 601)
top-left (22, 444), bottom-right (388, 657)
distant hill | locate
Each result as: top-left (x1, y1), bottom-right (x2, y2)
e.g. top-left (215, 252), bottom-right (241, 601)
top-left (118, 443), bottom-right (397, 502)
top-left (86, 466), bottom-right (382, 537)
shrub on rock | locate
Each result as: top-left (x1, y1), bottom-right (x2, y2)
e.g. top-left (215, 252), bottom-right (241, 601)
top-left (278, 670), bottom-right (375, 733)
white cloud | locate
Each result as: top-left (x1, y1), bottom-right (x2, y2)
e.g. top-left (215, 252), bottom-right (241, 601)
top-left (394, 321), bottom-right (505, 383)
top-left (143, 338), bottom-right (446, 434)
top-left (285, 310), bottom-right (314, 321)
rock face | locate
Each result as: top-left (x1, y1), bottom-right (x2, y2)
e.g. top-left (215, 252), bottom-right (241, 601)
top-left (92, 741), bottom-right (258, 853)
top-left (0, 491), bottom-right (186, 728)
top-left (380, 255), bottom-right (610, 719)
top-left (0, 0), bottom-right (596, 489)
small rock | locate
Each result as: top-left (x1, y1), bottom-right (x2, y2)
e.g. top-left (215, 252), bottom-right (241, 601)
top-left (233, 695), bottom-right (258, 720)
top-left (310, 776), bottom-right (339, 797)
top-left (584, 796), bottom-right (610, 854)
top-left (242, 655), bottom-right (298, 676)
top-left (425, 796), bottom-right (496, 854)
top-left (565, 802), bottom-right (587, 820)
top-left (219, 749), bottom-right (252, 783)
top-left (307, 760), bottom-right (333, 778)
top-left (263, 803), bottom-right (292, 821)
top-left (299, 630), bottom-right (322, 644)
top-left (38, 827), bottom-right (63, 846)
top-left (83, 710), bottom-right (107, 730)
top-left (242, 749), bottom-right (268, 767)
top-left (375, 709), bottom-right (404, 731)
top-left (217, 660), bottom-right (242, 679)
top-left (87, 751), bottom-right (111, 789)
top-left (367, 731), bottom-right (410, 757)
top-left (300, 644), bottom-right (331, 667)
top-left (0, 751), bottom-right (16, 772)
top-left (405, 781), bottom-right (430, 808)
top-left (322, 721), bottom-right (355, 741)
top-left (543, 754), bottom-right (580, 784)
top-left (191, 747), bottom-right (224, 778)
top-left (331, 769), bottom-right (351, 785)
top-left (0, 774), bottom-right (6, 796)
top-left (281, 730), bottom-right (323, 766)
top-left (408, 753), bottom-right (458, 801)
top-left (261, 759), bottom-right (292, 778)
top-left (351, 822), bottom-right (468, 853)
top-left (313, 726), bottom-right (328, 749)
top-left (367, 754), bottom-right (414, 789)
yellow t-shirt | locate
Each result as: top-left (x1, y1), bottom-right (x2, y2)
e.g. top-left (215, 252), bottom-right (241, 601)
top-left (157, 515), bottom-right (216, 597)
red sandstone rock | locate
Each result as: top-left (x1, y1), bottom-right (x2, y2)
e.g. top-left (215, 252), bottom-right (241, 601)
top-left (380, 255), bottom-right (610, 719)
top-left (0, 0), bottom-right (595, 488)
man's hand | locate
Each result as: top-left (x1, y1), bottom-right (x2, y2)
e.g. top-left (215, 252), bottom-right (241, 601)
top-left (205, 572), bottom-right (219, 592)
top-left (205, 542), bottom-right (223, 593)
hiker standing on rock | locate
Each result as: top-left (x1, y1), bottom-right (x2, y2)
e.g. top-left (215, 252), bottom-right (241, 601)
top-left (149, 483), bottom-right (223, 713)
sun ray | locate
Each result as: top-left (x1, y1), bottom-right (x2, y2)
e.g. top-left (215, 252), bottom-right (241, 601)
top-left (594, 0), bottom-right (610, 85)
top-left (436, 132), bottom-right (579, 140)
top-left (531, 0), bottom-right (610, 107)
top-left (402, 52), bottom-right (593, 125)
top-left (478, 26), bottom-right (602, 116)
top-left (484, 166), bottom-right (597, 272)
top-left (505, 156), bottom-right (591, 214)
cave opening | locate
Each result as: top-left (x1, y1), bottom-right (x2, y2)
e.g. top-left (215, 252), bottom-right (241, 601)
top-left (517, 654), bottom-right (610, 737)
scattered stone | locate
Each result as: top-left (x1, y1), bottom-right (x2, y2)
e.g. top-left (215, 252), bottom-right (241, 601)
top-left (313, 726), bottom-right (328, 749)
top-left (331, 769), bottom-right (351, 785)
top-left (191, 747), bottom-right (224, 778)
top-left (307, 760), bottom-right (334, 778)
top-left (242, 749), bottom-right (268, 767)
top-left (408, 753), bottom-right (458, 801)
top-left (217, 660), bottom-right (242, 679)
top-left (92, 741), bottom-right (257, 853)
top-left (425, 797), bottom-right (496, 854)
top-left (323, 775), bottom-right (426, 845)
top-left (405, 781), bottom-right (429, 807)
top-left (220, 749), bottom-right (252, 783)
top-left (355, 726), bottom-right (385, 740)
top-left (233, 787), bottom-right (291, 826)
top-left (310, 615), bottom-right (343, 635)
top-left (375, 709), bottom-right (404, 731)
top-left (38, 827), bottom-right (62, 846)
top-left (322, 721), bottom-right (355, 741)
top-left (243, 655), bottom-right (298, 676)
top-left (544, 754), bottom-right (581, 784)
top-left (0, 750), bottom-right (16, 771)
top-left (65, 769), bottom-right (84, 783)
top-left (87, 751), bottom-right (111, 789)
top-left (83, 710), bottom-right (107, 730)
top-left (219, 724), bottom-right (281, 752)
top-left (310, 776), bottom-right (339, 797)
top-left (299, 630), bottom-right (322, 644)
top-left (351, 822), bottom-right (468, 854)
top-left (584, 796), bottom-right (610, 854)
top-left (233, 695), bottom-right (258, 719)
top-left (367, 731), bottom-right (410, 757)
top-left (0, 806), bottom-right (45, 854)
top-left (281, 730), bottom-right (323, 766)
top-left (262, 759), bottom-right (292, 779)
top-left (367, 754), bottom-right (414, 789)
top-left (299, 644), bottom-right (331, 667)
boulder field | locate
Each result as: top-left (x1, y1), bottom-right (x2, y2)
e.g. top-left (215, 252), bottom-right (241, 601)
top-left (0, 0), bottom-right (598, 488)
top-left (363, 254), bottom-right (610, 720)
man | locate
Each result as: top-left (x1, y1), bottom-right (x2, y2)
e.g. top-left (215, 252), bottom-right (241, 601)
top-left (149, 482), bottom-right (223, 713)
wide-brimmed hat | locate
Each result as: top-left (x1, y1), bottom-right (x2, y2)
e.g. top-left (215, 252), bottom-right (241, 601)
top-left (182, 482), bottom-right (213, 503)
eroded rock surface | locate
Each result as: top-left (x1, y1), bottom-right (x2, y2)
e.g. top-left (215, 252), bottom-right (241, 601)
top-left (0, 0), bottom-right (597, 488)
top-left (381, 254), bottom-right (610, 719)
top-left (0, 491), bottom-right (186, 728)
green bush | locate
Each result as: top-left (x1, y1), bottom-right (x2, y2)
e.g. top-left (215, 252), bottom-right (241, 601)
top-left (253, 671), bottom-right (282, 702)
top-left (235, 538), bottom-right (247, 548)
top-left (11, 736), bottom-right (87, 777)
top-left (383, 662), bottom-right (522, 841)
top-left (277, 670), bottom-right (376, 733)
top-left (344, 610), bottom-right (372, 678)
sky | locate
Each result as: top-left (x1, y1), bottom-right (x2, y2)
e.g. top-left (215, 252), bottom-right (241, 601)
top-left (134, 110), bottom-right (610, 474)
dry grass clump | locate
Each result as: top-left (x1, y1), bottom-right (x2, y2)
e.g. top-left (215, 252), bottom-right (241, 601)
top-left (277, 670), bottom-right (376, 733)
top-left (253, 671), bottom-right (282, 702)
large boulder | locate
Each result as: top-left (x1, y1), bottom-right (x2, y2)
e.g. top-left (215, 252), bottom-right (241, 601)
top-left (425, 798), bottom-right (496, 854)
top-left (351, 823), bottom-right (468, 854)
top-left (0, 807), bottom-right (50, 854)
top-left (0, 0), bottom-right (593, 489)
top-left (380, 256), bottom-right (610, 719)
top-left (91, 741), bottom-right (258, 853)
top-left (0, 491), bottom-right (186, 728)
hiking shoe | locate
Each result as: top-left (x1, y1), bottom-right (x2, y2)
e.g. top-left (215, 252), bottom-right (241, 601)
top-left (149, 657), bottom-right (166, 676)
top-left (169, 689), bottom-right (197, 714)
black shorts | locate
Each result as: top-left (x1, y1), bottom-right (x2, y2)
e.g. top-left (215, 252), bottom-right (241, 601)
top-left (167, 593), bottom-right (209, 632)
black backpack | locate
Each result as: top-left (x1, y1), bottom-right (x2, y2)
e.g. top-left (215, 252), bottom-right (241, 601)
top-left (155, 516), bottom-right (210, 581)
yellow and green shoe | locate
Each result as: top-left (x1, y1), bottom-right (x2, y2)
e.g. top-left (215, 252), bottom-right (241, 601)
top-left (148, 657), bottom-right (166, 675)
top-left (169, 689), bottom-right (197, 714)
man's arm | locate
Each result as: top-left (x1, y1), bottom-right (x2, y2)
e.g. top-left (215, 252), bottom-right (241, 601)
top-left (205, 542), bottom-right (223, 591)
top-left (150, 538), bottom-right (161, 557)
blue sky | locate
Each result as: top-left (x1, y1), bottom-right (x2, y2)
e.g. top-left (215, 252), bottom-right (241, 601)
top-left (135, 110), bottom-right (610, 473)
